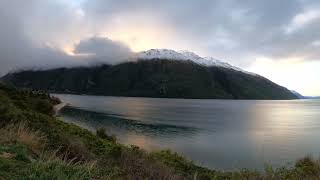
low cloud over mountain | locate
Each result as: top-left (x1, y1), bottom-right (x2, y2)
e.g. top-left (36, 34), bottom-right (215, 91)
top-left (73, 37), bottom-right (133, 64)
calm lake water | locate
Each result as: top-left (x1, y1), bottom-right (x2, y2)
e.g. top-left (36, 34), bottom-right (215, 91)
top-left (54, 94), bottom-right (320, 170)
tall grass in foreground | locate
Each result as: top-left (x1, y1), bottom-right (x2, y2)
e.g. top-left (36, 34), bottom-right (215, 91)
top-left (0, 122), bottom-right (95, 180)
top-left (0, 122), bottom-right (45, 154)
top-left (25, 152), bottom-right (94, 180)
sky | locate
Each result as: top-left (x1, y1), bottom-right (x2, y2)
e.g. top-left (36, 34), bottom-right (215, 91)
top-left (0, 0), bottom-right (319, 96)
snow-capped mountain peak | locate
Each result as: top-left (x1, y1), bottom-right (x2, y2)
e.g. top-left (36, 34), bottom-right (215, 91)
top-left (136, 49), bottom-right (257, 76)
top-left (137, 49), bottom-right (188, 61)
top-left (179, 50), bottom-right (203, 60)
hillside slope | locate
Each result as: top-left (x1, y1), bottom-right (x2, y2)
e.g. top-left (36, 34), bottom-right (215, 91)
top-left (2, 59), bottom-right (297, 99)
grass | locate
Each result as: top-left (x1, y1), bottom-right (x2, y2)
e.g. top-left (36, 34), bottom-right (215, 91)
top-left (1, 83), bottom-right (320, 179)
top-left (0, 122), bottom-right (94, 180)
top-left (0, 145), bottom-right (94, 180)
top-left (0, 122), bottom-right (45, 155)
top-left (25, 151), bottom-right (94, 180)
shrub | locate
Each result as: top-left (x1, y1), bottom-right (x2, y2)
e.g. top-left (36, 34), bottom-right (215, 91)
top-left (96, 128), bottom-right (116, 142)
top-left (57, 134), bottom-right (94, 162)
top-left (108, 145), bottom-right (122, 158)
top-left (33, 99), bottom-right (53, 115)
top-left (294, 156), bottom-right (320, 177)
top-left (50, 96), bottom-right (62, 105)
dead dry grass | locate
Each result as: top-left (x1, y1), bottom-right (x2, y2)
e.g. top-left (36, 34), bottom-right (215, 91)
top-left (0, 152), bottom-right (15, 159)
top-left (0, 122), bottom-right (46, 155)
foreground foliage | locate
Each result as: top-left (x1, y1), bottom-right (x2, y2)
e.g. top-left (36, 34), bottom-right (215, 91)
top-left (0, 83), bottom-right (318, 179)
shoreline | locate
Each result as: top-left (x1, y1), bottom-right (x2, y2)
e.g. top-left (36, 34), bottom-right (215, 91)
top-left (53, 102), bottom-right (68, 116)
top-left (1, 84), bottom-right (320, 179)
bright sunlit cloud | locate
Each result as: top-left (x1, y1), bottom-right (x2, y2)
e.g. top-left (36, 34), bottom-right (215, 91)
top-left (246, 57), bottom-right (320, 96)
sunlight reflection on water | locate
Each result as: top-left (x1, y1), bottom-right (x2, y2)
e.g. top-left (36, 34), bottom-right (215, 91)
top-left (55, 94), bottom-right (320, 170)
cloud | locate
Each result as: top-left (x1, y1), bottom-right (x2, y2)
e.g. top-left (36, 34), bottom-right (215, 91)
top-left (1, 0), bottom-right (320, 95)
top-left (0, 0), bottom-right (85, 75)
top-left (285, 9), bottom-right (320, 34)
top-left (73, 37), bottom-right (133, 64)
top-left (0, 0), bottom-right (133, 75)
top-left (80, 0), bottom-right (320, 65)
top-left (2, 0), bottom-right (320, 70)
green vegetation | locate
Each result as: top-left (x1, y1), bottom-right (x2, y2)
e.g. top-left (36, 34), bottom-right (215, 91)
top-left (2, 60), bottom-right (297, 99)
top-left (0, 83), bottom-right (319, 179)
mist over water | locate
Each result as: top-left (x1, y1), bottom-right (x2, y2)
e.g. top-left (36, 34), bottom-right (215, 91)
top-left (55, 94), bottom-right (320, 170)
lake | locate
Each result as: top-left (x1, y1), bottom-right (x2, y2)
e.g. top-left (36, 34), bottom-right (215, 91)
top-left (54, 94), bottom-right (320, 170)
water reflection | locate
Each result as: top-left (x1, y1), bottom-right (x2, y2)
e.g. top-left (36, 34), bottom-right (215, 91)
top-left (59, 106), bottom-right (199, 137)
top-left (248, 100), bottom-right (320, 167)
top-left (55, 94), bottom-right (320, 170)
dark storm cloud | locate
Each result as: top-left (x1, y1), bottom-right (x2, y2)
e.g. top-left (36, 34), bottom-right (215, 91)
top-left (83, 0), bottom-right (320, 65)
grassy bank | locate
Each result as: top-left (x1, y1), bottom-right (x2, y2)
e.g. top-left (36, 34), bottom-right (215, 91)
top-left (0, 83), bottom-right (319, 179)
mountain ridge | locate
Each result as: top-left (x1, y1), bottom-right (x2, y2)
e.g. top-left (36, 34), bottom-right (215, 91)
top-left (135, 49), bottom-right (257, 76)
top-left (291, 90), bottom-right (320, 99)
top-left (2, 56), bottom-right (298, 100)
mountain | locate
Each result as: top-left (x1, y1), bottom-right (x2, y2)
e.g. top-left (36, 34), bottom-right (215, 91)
top-left (291, 90), bottom-right (305, 99)
top-left (137, 49), bottom-right (255, 74)
top-left (303, 96), bottom-right (320, 99)
top-left (291, 90), bottom-right (320, 99)
top-left (1, 49), bottom-right (297, 99)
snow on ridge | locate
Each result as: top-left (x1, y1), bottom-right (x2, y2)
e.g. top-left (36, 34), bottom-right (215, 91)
top-left (137, 49), bottom-right (188, 61)
top-left (137, 49), bottom-right (258, 76)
